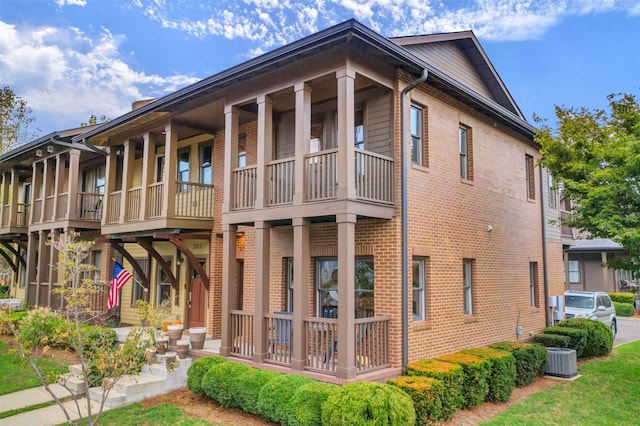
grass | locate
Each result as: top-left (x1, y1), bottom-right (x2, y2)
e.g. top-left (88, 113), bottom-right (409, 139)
top-left (74, 403), bottom-right (214, 426)
top-left (482, 340), bottom-right (640, 425)
top-left (0, 339), bottom-right (69, 395)
top-left (0, 401), bottom-right (56, 419)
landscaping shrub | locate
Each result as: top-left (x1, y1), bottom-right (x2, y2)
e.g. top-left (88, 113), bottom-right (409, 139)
top-left (558, 318), bottom-right (613, 357)
top-left (321, 382), bottom-right (416, 426)
top-left (406, 359), bottom-right (464, 412)
top-left (285, 381), bottom-right (337, 426)
top-left (534, 333), bottom-right (570, 348)
top-left (0, 309), bottom-right (27, 335)
top-left (614, 301), bottom-right (635, 317)
top-left (489, 341), bottom-right (547, 387)
top-left (256, 373), bottom-right (313, 424)
top-left (0, 285), bottom-right (9, 297)
top-left (187, 356), bottom-right (226, 396)
top-left (387, 375), bottom-right (448, 423)
top-left (436, 352), bottom-right (490, 408)
top-left (543, 326), bottom-right (588, 357)
top-left (230, 368), bottom-right (281, 415)
top-left (608, 293), bottom-right (635, 305)
top-left (202, 361), bottom-right (251, 407)
top-left (17, 307), bottom-right (67, 353)
top-left (77, 324), bottom-right (117, 357)
top-left (460, 347), bottom-right (516, 402)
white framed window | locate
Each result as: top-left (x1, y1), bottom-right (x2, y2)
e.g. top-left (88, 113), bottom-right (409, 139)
top-left (354, 108), bottom-right (365, 150)
top-left (155, 155), bottom-right (165, 183)
top-left (459, 126), bottom-right (471, 180)
top-left (177, 149), bottom-right (190, 182)
top-left (156, 258), bottom-right (172, 305)
top-left (463, 259), bottom-right (473, 315)
top-left (285, 257), bottom-right (294, 312)
top-left (200, 143), bottom-right (212, 185)
top-left (568, 260), bottom-right (580, 284)
top-left (131, 259), bottom-right (148, 304)
top-left (548, 173), bottom-right (557, 208)
top-left (316, 257), bottom-right (374, 319)
top-left (412, 257), bottom-right (426, 320)
top-left (530, 262), bottom-right (539, 307)
top-left (410, 105), bottom-right (423, 165)
top-left (526, 154), bottom-right (535, 199)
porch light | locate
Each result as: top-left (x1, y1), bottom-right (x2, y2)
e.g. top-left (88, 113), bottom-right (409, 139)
top-left (35, 149), bottom-right (43, 157)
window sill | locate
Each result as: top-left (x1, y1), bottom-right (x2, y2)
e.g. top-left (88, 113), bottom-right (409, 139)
top-left (411, 164), bottom-right (429, 173)
top-left (460, 178), bottom-right (474, 186)
top-left (527, 197), bottom-right (536, 203)
top-left (412, 321), bottom-right (431, 332)
top-left (463, 315), bottom-right (479, 324)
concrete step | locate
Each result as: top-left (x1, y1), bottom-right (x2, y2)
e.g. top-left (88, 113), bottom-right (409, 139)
top-left (106, 373), bottom-right (166, 403)
top-left (68, 364), bottom-right (84, 375)
top-left (87, 387), bottom-right (127, 409)
top-left (60, 372), bottom-right (86, 394)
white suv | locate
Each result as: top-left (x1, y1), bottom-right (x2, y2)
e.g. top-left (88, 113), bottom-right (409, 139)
top-left (564, 290), bottom-right (617, 335)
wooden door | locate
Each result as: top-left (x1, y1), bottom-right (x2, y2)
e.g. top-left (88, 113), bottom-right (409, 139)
top-left (188, 260), bottom-right (207, 328)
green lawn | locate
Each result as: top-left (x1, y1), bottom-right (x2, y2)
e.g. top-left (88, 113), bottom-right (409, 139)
top-left (75, 404), bottom-right (214, 426)
top-left (0, 340), bottom-right (69, 395)
top-left (483, 340), bottom-right (640, 425)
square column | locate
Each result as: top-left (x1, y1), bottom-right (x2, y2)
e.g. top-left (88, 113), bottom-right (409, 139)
top-left (119, 140), bottom-right (134, 223)
top-left (293, 83), bottom-right (311, 204)
top-left (35, 230), bottom-right (48, 305)
top-left (41, 159), bottom-right (50, 222)
top-left (53, 154), bottom-right (65, 220)
top-left (220, 223), bottom-right (238, 357)
top-left (223, 106), bottom-right (239, 212)
top-left (291, 217), bottom-right (310, 370)
top-left (0, 172), bottom-right (8, 225)
top-left (67, 150), bottom-right (80, 221)
top-left (102, 147), bottom-right (117, 226)
top-left (253, 221), bottom-right (271, 363)
top-left (336, 213), bottom-right (356, 380)
top-left (139, 132), bottom-right (156, 220)
top-left (336, 67), bottom-right (356, 200)
top-left (25, 232), bottom-right (37, 302)
top-left (256, 96), bottom-right (273, 209)
top-left (163, 124), bottom-right (177, 217)
top-left (9, 169), bottom-right (19, 225)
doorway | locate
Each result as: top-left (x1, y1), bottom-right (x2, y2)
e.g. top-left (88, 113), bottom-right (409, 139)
top-left (188, 259), bottom-right (207, 328)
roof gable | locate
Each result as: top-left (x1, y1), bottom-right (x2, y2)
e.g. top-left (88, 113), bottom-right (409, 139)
top-left (390, 31), bottom-right (524, 119)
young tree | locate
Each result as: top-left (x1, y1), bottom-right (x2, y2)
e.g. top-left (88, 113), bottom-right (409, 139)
top-left (537, 93), bottom-right (640, 271)
top-left (0, 86), bottom-right (38, 153)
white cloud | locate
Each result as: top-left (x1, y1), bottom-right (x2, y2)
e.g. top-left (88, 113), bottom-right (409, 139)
top-left (0, 21), bottom-right (199, 130)
top-left (55, 0), bottom-right (87, 6)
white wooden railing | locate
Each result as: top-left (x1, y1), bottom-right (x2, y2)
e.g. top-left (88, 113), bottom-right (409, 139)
top-left (76, 192), bottom-right (103, 221)
top-left (232, 166), bottom-right (257, 209)
top-left (147, 182), bottom-right (163, 218)
top-left (267, 158), bottom-right (295, 206)
top-left (355, 149), bottom-right (394, 205)
top-left (175, 182), bottom-right (214, 218)
top-left (106, 191), bottom-right (121, 224)
top-left (304, 149), bottom-right (338, 202)
top-left (126, 187), bottom-right (142, 221)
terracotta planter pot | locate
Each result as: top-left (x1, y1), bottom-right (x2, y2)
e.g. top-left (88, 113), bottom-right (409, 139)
top-left (144, 348), bottom-right (156, 364)
top-left (189, 327), bottom-right (206, 349)
top-left (165, 351), bottom-right (177, 369)
top-left (167, 324), bottom-right (184, 345)
top-left (175, 339), bottom-right (190, 359)
top-left (156, 338), bottom-right (169, 355)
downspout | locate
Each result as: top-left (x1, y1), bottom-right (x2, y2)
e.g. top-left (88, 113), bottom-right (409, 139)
top-left (539, 164), bottom-right (551, 326)
top-left (80, 137), bottom-right (107, 156)
top-left (401, 69), bottom-right (428, 370)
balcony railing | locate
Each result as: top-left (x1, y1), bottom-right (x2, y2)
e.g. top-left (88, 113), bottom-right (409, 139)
top-left (560, 211), bottom-right (574, 238)
top-left (106, 191), bottom-right (121, 224)
top-left (305, 149), bottom-right (338, 202)
top-left (17, 203), bottom-right (29, 227)
top-left (147, 182), bottom-right (163, 218)
top-left (76, 192), bottom-right (103, 221)
top-left (233, 166), bottom-right (257, 209)
top-left (56, 192), bottom-right (69, 220)
top-left (45, 195), bottom-right (56, 221)
top-left (126, 187), bottom-right (142, 221)
top-left (175, 182), bottom-right (214, 218)
top-left (32, 198), bottom-right (43, 223)
top-left (267, 158), bottom-right (295, 206)
top-left (355, 149), bottom-right (394, 205)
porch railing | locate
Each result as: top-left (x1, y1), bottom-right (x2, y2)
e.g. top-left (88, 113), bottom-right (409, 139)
top-left (264, 312), bottom-right (293, 366)
top-left (267, 158), bottom-right (295, 206)
top-left (230, 310), bottom-right (254, 359)
top-left (126, 187), bottom-right (142, 221)
top-left (76, 192), bottom-right (103, 221)
top-left (560, 211), bottom-right (573, 238)
top-left (106, 191), bottom-right (121, 224)
top-left (354, 316), bottom-right (389, 373)
top-left (1, 205), bottom-right (9, 227)
top-left (304, 149), bottom-right (338, 202)
top-left (45, 195), bottom-right (56, 221)
top-left (147, 182), bottom-right (164, 218)
top-left (233, 166), bottom-right (257, 209)
top-left (355, 149), bottom-right (394, 205)
top-left (56, 192), bottom-right (69, 220)
top-left (305, 317), bottom-right (339, 373)
top-left (17, 203), bottom-right (29, 227)
top-left (175, 182), bottom-right (214, 218)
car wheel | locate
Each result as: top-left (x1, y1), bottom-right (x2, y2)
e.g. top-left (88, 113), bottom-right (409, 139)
top-left (611, 319), bottom-right (617, 336)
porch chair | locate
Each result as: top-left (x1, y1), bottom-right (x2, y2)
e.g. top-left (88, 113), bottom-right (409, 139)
top-left (269, 311), bottom-right (293, 354)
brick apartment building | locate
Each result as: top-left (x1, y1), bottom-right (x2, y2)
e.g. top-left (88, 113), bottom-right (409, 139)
top-left (1, 20), bottom-right (566, 383)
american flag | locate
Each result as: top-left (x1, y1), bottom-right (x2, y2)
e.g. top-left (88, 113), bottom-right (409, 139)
top-left (107, 261), bottom-right (133, 310)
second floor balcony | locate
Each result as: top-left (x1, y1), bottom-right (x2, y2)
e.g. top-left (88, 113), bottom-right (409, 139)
top-left (30, 191), bottom-right (103, 228)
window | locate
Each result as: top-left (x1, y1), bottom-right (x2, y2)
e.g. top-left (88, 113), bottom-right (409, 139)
top-left (410, 105), bottom-right (426, 166)
top-left (463, 259), bottom-right (473, 314)
top-left (316, 257), bottom-right (374, 319)
top-left (92, 251), bottom-right (102, 283)
top-left (114, 146), bottom-right (124, 190)
top-left (459, 126), bottom-right (471, 180)
top-left (156, 259), bottom-right (172, 305)
top-left (284, 258), bottom-right (294, 312)
top-left (155, 155), bottom-right (165, 183)
top-left (412, 257), bottom-right (427, 320)
top-left (200, 143), bottom-right (212, 185)
top-left (131, 259), bottom-right (148, 304)
top-left (238, 134), bottom-right (247, 168)
top-left (526, 154), bottom-right (535, 199)
top-left (568, 260), bottom-right (580, 284)
top-left (177, 149), bottom-right (190, 182)
top-left (548, 173), bottom-right (557, 208)
top-left (530, 262), bottom-right (539, 307)
top-left (354, 108), bottom-right (364, 150)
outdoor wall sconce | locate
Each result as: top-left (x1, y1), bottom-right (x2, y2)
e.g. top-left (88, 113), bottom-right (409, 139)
top-left (35, 149), bottom-right (43, 157)
top-left (46, 145), bottom-right (54, 153)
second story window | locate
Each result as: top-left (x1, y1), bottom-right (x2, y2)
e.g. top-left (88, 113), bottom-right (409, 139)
top-left (178, 149), bottom-right (190, 182)
top-left (238, 134), bottom-right (247, 168)
top-left (526, 154), bottom-right (535, 199)
top-left (200, 143), bottom-right (212, 185)
top-left (354, 108), bottom-right (364, 150)
top-left (155, 155), bottom-right (165, 183)
top-left (410, 105), bottom-right (426, 166)
top-left (548, 173), bottom-right (557, 208)
top-left (459, 126), bottom-right (472, 180)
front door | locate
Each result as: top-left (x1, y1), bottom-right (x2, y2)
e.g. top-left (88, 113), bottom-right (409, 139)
top-left (188, 260), bottom-right (206, 328)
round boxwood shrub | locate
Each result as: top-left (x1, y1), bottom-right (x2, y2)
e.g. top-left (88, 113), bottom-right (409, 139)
top-left (256, 373), bottom-right (313, 424)
top-left (608, 292), bottom-right (635, 305)
top-left (187, 356), bottom-right (226, 396)
top-left (460, 347), bottom-right (515, 403)
top-left (406, 359), bottom-right (464, 412)
top-left (614, 301), bottom-right (635, 317)
top-left (387, 375), bottom-right (448, 423)
top-left (489, 341), bottom-right (547, 387)
top-left (321, 382), bottom-right (416, 426)
top-left (285, 381), bottom-right (337, 426)
top-left (230, 368), bottom-right (281, 415)
top-left (201, 361), bottom-right (251, 406)
top-left (542, 326), bottom-right (588, 357)
top-left (558, 318), bottom-right (613, 357)
top-left (436, 352), bottom-right (490, 408)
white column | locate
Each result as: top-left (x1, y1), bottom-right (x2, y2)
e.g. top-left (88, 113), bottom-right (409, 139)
top-left (223, 106), bottom-right (239, 213)
top-left (336, 67), bottom-right (356, 200)
top-left (220, 223), bottom-right (237, 357)
top-left (253, 221), bottom-right (271, 363)
top-left (336, 212), bottom-right (356, 380)
top-left (291, 217), bottom-right (310, 370)
top-left (256, 96), bottom-right (273, 209)
top-left (293, 83), bottom-right (311, 205)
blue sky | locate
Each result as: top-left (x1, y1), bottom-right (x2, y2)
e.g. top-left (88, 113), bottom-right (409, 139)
top-left (1, 0), bottom-right (639, 137)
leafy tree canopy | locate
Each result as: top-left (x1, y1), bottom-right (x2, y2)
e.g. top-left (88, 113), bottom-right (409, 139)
top-left (537, 93), bottom-right (640, 270)
top-left (81, 114), bottom-right (110, 127)
top-left (0, 86), bottom-right (38, 153)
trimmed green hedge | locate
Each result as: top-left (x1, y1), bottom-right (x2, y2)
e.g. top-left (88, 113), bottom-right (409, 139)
top-left (230, 368), bottom-right (281, 415)
top-left (534, 333), bottom-right (570, 348)
top-left (460, 347), bottom-right (516, 402)
top-left (609, 293), bottom-right (635, 305)
top-left (256, 374), bottom-right (313, 424)
top-left (406, 359), bottom-right (464, 412)
top-left (187, 356), bottom-right (226, 396)
top-left (558, 318), bottom-right (613, 357)
top-left (285, 382), bottom-right (337, 426)
top-left (489, 341), bottom-right (547, 387)
top-left (388, 375), bottom-right (448, 423)
top-left (436, 352), bottom-right (490, 408)
top-left (202, 361), bottom-right (251, 407)
top-left (614, 301), bottom-right (635, 317)
top-left (321, 382), bottom-right (416, 426)
top-left (542, 326), bottom-right (588, 357)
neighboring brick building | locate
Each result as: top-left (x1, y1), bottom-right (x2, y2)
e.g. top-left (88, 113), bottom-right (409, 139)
top-left (1, 20), bottom-right (565, 383)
